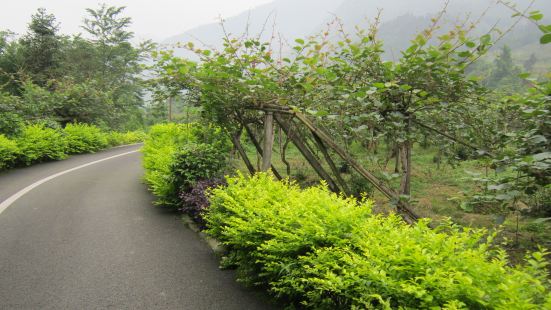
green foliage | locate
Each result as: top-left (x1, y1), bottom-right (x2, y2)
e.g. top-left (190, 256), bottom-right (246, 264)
top-left (483, 46), bottom-right (524, 92)
top-left (20, 8), bottom-right (62, 86)
top-left (0, 92), bottom-right (24, 136)
top-left (0, 5), bottom-right (150, 133)
top-left (64, 123), bottom-right (108, 154)
top-left (142, 122), bottom-right (230, 206)
top-left (0, 122), bottom-right (142, 171)
top-left (206, 173), bottom-right (551, 309)
top-left (142, 123), bottom-right (198, 203)
top-left (106, 130), bottom-right (146, 146)
top-left (16, 124), bottom-right (67, 165)
top-left (0, 134), bottom-right (19, 170)
top-left (170, 143), bottom-right (226, 194)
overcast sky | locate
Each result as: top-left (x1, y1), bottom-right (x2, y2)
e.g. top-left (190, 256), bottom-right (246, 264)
top-left (1, 0), bottom-right (273, 41)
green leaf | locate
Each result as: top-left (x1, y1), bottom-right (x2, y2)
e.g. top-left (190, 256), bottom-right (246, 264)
top-left (529, 11), bottom-right (544, 21)
top-left (533, 152), bottom-right (551, 161)
top-left (538, 24), bottom-right (551, 33)
top-left (480, 34), bottom-right (491, 45)
top-left (373, 82), bottom-right (386, 89)
top-left (540, 33), bottom-right (551, 44)
top-left (295, 38), bottom-right (305, 45)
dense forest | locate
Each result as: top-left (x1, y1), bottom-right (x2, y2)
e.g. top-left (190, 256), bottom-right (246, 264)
top-left (0, 5), bottom-right (152, 134)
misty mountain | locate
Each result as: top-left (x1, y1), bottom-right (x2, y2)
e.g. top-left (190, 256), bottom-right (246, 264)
top-left (164, 0), bottom-right (551, 65)
top-left (163, 0), bottom-right (343, 53)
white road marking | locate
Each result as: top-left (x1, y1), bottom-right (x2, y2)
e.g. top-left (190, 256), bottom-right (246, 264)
top-left (0, 149), bottom-right (140, 215)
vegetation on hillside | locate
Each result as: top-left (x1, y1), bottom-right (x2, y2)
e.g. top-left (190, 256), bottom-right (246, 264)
top-left (0, 5), bottom-right (152, 134)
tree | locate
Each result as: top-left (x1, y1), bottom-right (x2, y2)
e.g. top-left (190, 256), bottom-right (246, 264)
top-left (0, 31), bottom-right (24, 95)
top-left (79, 4), bottom-right (152, 129)
top-left (523, 53), bottom-right (537, 71)
top-left (20, 8), bottom-right (62, 86)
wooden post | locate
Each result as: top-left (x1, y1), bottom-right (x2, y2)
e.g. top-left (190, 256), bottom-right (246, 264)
top-left (400, 117), bottom-right (412, 196)
top-left (168, 97), bottom-right (173, 122)
top-left (243, 123), bottom-right (283, 180)
top-left (399, 144), bottom-right (411, 195)
top-left (262, 112), bottom-right (274, 171)
top-left (275, 114), bottom-right (341, 193)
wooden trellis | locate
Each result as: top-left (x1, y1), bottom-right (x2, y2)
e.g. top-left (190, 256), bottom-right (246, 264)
top-left (228, 103), bottom-right (420, 225)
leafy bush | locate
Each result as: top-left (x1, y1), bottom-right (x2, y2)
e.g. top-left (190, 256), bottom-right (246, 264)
top-left (171, 143), bottom-right (227, 194)
top-left (0, 134), bottom-right (19, 170)
top-left (142, 123), bottom-right (229, 206)
top-left (64, 123), bottom-right (108, 154)
top-left (191, 124), bottom-right (232, 154)
top-left (142, 123), bottom-right (198, 204)
top-left (16, 124), bottom-right (67, 165)
top-left (0, 92), bottom-right (24, 137)
top-left (180, 178), bottom-right (226, 228)
top-left (206, 173), bottom-right (551, 309)
top-left (106, 131), bottom-right (146, 146)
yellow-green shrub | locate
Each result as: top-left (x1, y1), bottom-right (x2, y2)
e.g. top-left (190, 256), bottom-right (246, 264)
top-left (106, 131), bottom-right (146, 146)
top-left (142, 123), bottom-right (198, 204)
top-left (17, 124), bottom-right (67, 165)
top-left (0, 134), bottom-right (19, 170)
top-left (206, 173), bottom-right (551, 309)
top-left (64, 123), bottom-right (108, 154)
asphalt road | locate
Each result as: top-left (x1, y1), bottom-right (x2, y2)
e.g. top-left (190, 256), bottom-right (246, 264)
top-left (0, 145), bottom-right (275, 309)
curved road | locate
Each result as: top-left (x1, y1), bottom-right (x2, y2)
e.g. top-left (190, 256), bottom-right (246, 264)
top-left (0, 145), bottom-right (274, 309)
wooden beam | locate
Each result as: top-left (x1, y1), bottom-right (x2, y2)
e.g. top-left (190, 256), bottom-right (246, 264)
top-left (275, 114), bottom-right (341, 193)
top-left (311, 133), bottom-right (352, 195)
top-left (413, 120), bottom-right (494, 158)
top-left (293, 111), bottom-right (419, 224)
top-left (230, 130), bottom-right (256, 176)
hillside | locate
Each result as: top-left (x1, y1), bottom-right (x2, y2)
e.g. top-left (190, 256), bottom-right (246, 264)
top-left (164, 0), bottom-right (551, 67)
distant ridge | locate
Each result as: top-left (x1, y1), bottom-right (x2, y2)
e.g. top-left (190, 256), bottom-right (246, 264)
top-left (163, 0), bottom-right (551, 64)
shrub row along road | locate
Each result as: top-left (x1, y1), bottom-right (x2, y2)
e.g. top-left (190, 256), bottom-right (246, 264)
top-left (0, 145), bottom-right (273, 309)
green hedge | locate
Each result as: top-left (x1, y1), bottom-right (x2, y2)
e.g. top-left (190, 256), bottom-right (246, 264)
top-left (206, 173), bottom-right (551, 309)
top-left (0, 123), bottom-right (145, 171)
top-left (0, 134), bottom-right (19, 169)
top-left (142, 123), bottom-right (230, 206)
top-left (106, 131), bottom-right (146, 146)
top-left (170, 143), bottom-right (227, 194)
top-left (64, 123), bottom-right (109, 154)
top-left (17, 124), bottom-right (68, 165)
top-left (142, 123), bottom-right (199, 204)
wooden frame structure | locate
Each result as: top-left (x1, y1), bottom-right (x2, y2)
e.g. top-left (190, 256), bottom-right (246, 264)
top-left (228, 103), bottom-right (421, 225)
